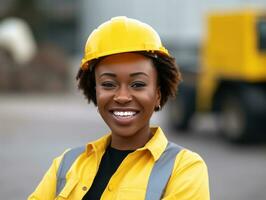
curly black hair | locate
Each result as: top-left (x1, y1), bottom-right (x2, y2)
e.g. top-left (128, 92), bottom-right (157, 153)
top-left (76, 51), bottom-right (181, 111)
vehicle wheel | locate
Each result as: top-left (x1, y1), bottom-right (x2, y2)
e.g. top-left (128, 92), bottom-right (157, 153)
top-left (168, 85), bottom-right (195, 131)
top-left (219, 92), bottom-right (252, 142)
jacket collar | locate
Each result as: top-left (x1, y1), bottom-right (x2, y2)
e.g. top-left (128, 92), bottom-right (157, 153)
top-left (137, 126), bottom-right (168, 161)
top-left (85, 126), bottom-right (168, 161)
top-left (86, 134), bottom-right (111, 156)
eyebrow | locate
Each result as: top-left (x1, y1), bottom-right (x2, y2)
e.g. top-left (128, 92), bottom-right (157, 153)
top-left (130, 72), bottom-right (149, 77)
top-left (99, 72), bottom-right (116, 78)
top-left (99, 72), bottom-right (149, 78)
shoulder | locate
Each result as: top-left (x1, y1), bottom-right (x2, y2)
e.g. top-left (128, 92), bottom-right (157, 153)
top-left (172, 148), bottom-right (208, 175)
top-left (170, 147), bottom-right (209, 186)
top-left (164, 141), bottom-right (207, 171)
top-left (163, 148), bottom-right (210, 199)
top-left (55, 145), bottom-right (86, 167)
top-left (52, 148), bottom-right (72, 171)
top-left (176, 148), bottom-right (207, 167)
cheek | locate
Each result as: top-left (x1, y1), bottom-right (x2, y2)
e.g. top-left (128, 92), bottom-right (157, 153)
top-left (96, 88), bottom-right (113, 108)
top-left (137, 89), bottom-right (158, 108)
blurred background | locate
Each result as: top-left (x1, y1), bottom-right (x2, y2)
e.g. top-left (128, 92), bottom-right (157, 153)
top-left (0, 0), bottom-right (266, 199)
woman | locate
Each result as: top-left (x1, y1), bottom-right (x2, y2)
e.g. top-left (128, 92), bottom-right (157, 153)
top-left (28, 16), bottom-right (210, 200)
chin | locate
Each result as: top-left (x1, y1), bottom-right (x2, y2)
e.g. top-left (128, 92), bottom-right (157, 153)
top-left (110, 125), bottom-right (137, 137)
top-left (109, 122), bottom-right (149, 138)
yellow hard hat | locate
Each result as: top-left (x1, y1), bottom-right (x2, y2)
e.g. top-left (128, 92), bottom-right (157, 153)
top-left (81, 16), bottom-right (170, 70)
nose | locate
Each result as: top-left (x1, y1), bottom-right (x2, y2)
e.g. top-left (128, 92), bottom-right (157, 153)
top-left (113, 86), bottom-right (132, 104)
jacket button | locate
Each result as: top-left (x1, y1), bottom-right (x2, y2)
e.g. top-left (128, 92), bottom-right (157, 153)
top-left (108, 184), bottom-right (113, 191)
top-left (82, 186), bottom-right (88, 191)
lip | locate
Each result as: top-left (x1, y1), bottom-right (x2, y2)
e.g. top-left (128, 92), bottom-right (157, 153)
top-left (109, 107), bottom-right (140, 126)
top-left (109, 107), bottom-right (139, 112)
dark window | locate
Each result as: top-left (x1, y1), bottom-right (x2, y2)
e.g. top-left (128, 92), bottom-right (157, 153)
top-left (257, 18), bottom-right (266, 51)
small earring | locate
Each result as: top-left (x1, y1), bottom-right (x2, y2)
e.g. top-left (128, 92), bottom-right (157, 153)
top-left (157, 105), bottom-right (161, 110)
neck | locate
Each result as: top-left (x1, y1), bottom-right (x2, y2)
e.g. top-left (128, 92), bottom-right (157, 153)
top-left (110, 125), bottom-right (153, 150)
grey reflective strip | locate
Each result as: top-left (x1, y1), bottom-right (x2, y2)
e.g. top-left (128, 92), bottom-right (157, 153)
top-left (145, 142), bottom-right (183, 200)
top-left (56, 146), bottom-right (85, 196)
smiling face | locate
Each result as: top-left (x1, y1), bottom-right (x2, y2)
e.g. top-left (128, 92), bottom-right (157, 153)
top-left (95, 53), bottom-right (161, 149)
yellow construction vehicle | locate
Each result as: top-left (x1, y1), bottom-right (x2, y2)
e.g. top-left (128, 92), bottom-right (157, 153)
top-left (169, 10), bottom-right (266, 142)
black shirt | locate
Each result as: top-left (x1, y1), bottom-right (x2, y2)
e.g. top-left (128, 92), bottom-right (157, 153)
top-left (82, 145), bottom-right (134, 200)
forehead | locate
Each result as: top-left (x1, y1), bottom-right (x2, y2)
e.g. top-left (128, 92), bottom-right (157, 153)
top-left (95, 52), bottom-right (156, 75)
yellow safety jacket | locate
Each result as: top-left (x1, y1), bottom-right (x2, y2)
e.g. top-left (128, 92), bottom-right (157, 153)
top-left (28, 127), bottom-right (210, 200)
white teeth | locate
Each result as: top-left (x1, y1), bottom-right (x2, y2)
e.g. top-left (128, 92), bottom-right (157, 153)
top-left (113, 111), bottom-right (136, 117)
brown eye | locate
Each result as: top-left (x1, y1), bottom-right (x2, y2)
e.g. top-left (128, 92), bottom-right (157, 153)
top-left (131, 81), bottom-right (146, 88)
top-left (101, 82), bottom-right (116, 89)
